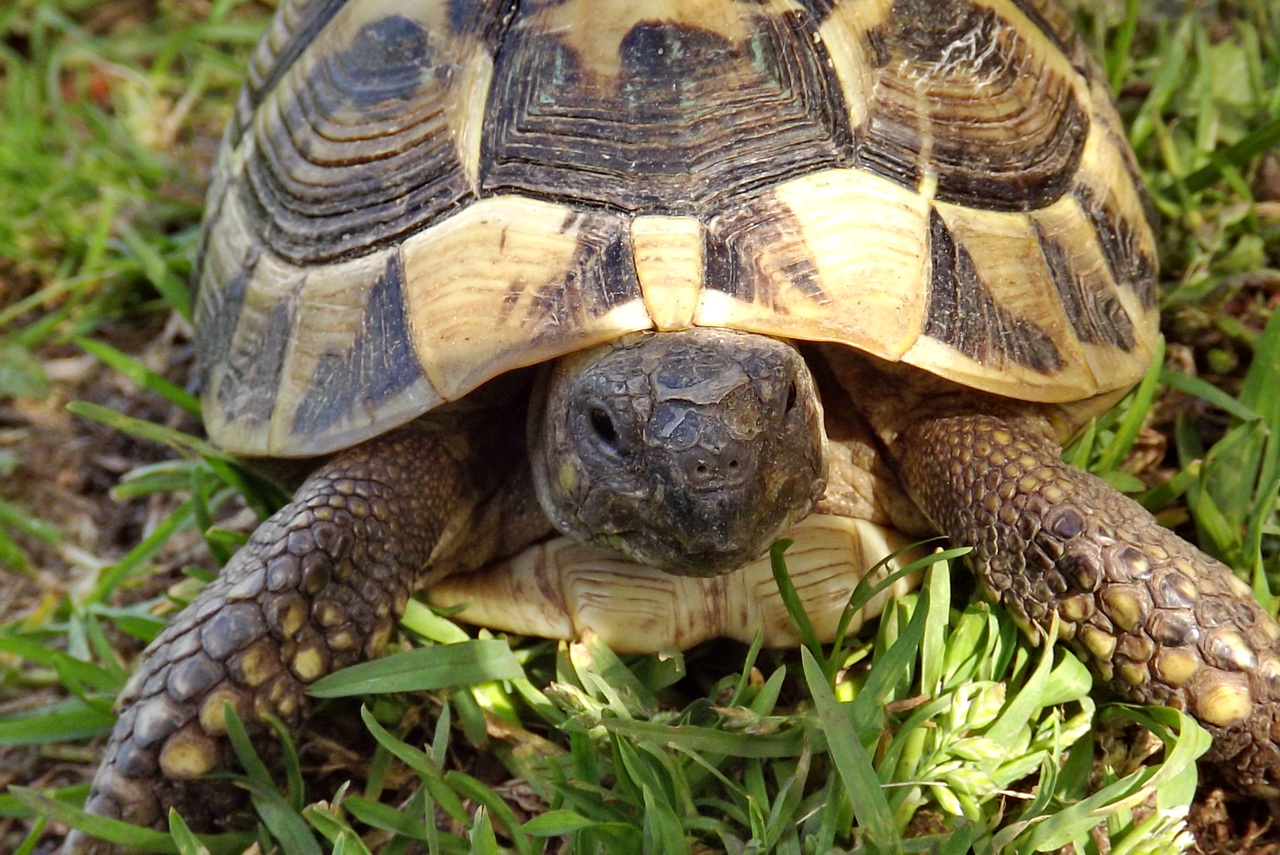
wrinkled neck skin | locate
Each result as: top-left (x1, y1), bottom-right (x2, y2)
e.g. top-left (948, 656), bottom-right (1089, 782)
top-left (529, 329), bottom-right (828, 577)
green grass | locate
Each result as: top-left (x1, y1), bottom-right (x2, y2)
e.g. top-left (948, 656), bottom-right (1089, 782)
top-left (0, 0), bottom-right (263, 575)
top-left (2, 1), bottom-right (1279, 853)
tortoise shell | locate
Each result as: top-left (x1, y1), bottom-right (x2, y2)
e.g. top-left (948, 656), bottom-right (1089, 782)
top-left (196, 0), bottom-right (1159, 457)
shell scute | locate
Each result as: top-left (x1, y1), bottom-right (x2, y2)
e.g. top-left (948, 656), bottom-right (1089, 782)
top-left (479, 1), bottom-right (853, 215)
top-left (280, 253), bottom-right (439, 455)
top-left (696, 168), bottom-right (932, 358)
top-left (1034, 218), bottom-right (1137, 352)
top-left (855, 0), bottom-right (1090, 212)
top-left (212, 258), bottom-right (301, 448)
top-left (922, 206), bottom-right (1065, 376)
top-left (400, 196), bottom-right (652, 403)
top-left (236, 0), bottom-right (512, 267)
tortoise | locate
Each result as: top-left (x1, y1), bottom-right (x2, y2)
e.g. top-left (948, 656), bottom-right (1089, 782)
top-left (67, 0), bottom-right (1280, 849)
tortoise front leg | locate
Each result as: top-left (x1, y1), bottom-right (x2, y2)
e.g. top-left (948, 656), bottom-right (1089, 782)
top-left (65, 418), bottom-right (539, 853)
top-left (895, 410), bottom-right (1280, 794)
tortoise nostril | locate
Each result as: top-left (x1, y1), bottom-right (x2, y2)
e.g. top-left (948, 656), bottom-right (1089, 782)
top-left (692, 457), bottom-right (743, 482)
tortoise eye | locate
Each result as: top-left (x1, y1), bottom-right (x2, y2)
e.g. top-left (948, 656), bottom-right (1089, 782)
top-left (784, 381), bottom-right (797, 415)
top-left (590, 406), bottom-right (619, 448)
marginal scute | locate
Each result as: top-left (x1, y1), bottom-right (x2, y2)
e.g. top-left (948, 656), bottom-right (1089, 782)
top-left (275, 251), bottom-right (441, 456)
top-left (194, 191), bottom-right (259, 403)
top-left (1074, 181), bottom-right (1158, 311)
top-left (921, 206), bottom-right (1064, 375)
top-left (1035, 219), bottom-right (1136, 351)
top-left (203, 248), bottom-right (302, 455)
top-left (697, 169), bottom-right (929, 357)
top-left (401, 196), bottom-right (652, 401)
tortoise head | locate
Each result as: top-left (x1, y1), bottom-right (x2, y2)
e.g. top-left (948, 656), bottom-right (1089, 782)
top-left (529, 329), bottom-right (827, 577)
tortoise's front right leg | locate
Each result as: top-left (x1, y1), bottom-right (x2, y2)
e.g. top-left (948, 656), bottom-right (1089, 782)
top-left (65, 418), bottom-right (538, 854)
top-left (895, 409), bottom-right (1280, 794)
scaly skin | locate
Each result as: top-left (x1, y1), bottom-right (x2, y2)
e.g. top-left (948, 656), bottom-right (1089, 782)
top-left (64, 418), bottom-right (533, 854)
top-left (896, 410), bottom-right (1280, 794)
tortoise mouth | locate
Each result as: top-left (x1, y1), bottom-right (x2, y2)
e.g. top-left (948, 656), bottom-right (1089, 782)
top-left (528, 328), bottom-right (828, 577)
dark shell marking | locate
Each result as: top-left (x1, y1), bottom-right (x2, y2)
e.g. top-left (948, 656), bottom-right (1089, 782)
top-left (214, 268), bottom-right (300, 432)
top-left (1075, 183), bottom-right (1159, 309)
top-left (924, 209), bottom-right (1063, 373)
top-left (291, 254), bottom-right (429, 438)
top-left (705, 193), bottom-right (830, 309)
top-left (496, 211), bottom-right (642, 333)
top-left (197, 0), bottom-right (1159, 457)
top-left (242, 13), bottom-right (476, 265)
top-left (1035, 221), bottom-right (1136, 350)
top-left (481, 10), bottom-right (853, 214)
top-left (859, 0), bottom-right (1088, 211)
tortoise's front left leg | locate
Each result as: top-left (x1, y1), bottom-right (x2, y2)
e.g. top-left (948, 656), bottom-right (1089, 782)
top-left (894, 409), bottom-right (1280, 795)
top-left (65, 417), bottom-right (545, 854)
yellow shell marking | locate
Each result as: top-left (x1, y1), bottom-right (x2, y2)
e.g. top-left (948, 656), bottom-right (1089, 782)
top-left (401, 196), bottom-right (654, 400)
top-left (633, 216), bottom-right (704, 331)
top-left (817, 0), bottom-right (894, 130)
top-left (697, 169), bottom-right (930, 356)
